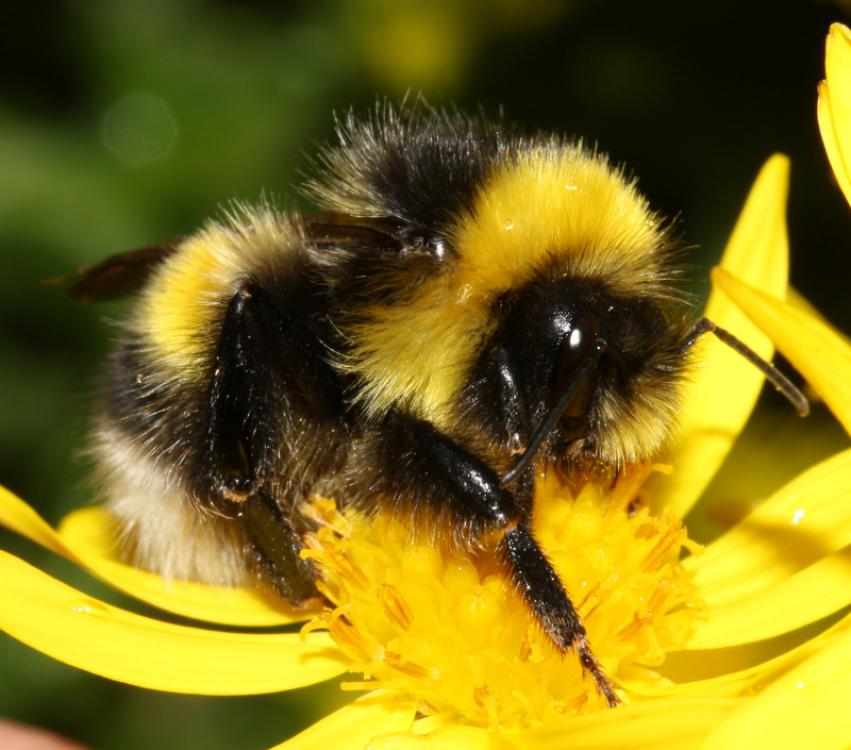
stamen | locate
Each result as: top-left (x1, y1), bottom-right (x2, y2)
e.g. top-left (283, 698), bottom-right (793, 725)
top-left (384, 652), bottom-right (432, 679)
top-left (641, 525), bottom-right (686, 572)
top-left (378, 584), bottom-right (414, 629)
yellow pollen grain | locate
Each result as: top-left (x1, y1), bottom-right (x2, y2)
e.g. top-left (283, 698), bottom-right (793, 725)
top-left (302, 464), bottom-right (703, 731)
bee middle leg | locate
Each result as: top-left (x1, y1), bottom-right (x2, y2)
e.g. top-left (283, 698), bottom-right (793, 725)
top-left (354, 415), bottom-right (619, 706)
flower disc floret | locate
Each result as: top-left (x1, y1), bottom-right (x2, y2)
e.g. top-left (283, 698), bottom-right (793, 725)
top-left (302, 464), bottom-right (703, 731)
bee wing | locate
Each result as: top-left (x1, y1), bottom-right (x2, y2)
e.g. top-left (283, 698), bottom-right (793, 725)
top-left (301, 212), bottom-right (405, 253)
top-left (50, 213), bottom-right (405, 303)
top-left (44, 241), bottom-right (181, 302)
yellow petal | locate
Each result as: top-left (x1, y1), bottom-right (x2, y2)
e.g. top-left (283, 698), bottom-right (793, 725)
top-left (687, 544), bottom-right (851, 649)
top-left (0, 550), bottom-right (346, 694)
top-left (713, 268), bottom-right (851, 434)
top-left (0, 485), bottom-right (67, 555)
top-left (368, 724), bottom-right (503, 750)
top-left (268, 692), bottom-right (416, 750)
top-left (818, 23), bottom-right (851, 207)
top-left (515, 696), bottom-right (742, 750)
top-left (687, 447), bottom-right (851, 603)
top-left (631, 613), bottom-right (851, 699)
top-left (703, 624), bottom-right (851, 750)
top-left (652, 156), bottom-right (789, 518)
top-left (788, 287), bottom-right (851, 349)
top-left (0, 486), bottom-right (305, 627)
top-left (59, 506), bottom-right (310, 627)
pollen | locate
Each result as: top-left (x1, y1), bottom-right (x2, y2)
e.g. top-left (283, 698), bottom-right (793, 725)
top-left (301, 465), bottom-right (704, 731)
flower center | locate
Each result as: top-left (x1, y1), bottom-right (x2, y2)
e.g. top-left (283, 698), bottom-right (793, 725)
top-left (301, 464), bottom-right (703, 731)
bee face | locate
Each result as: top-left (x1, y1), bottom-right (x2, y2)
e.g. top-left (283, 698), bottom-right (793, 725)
top-left (465, 271), bottom-right (689, 474)
top-left (72, 104), bottom-right (805, 708)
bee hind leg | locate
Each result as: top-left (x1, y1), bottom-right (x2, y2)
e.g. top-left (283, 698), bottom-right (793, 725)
top-left (201, 281), bottom-right (318, 605)
top-left (242, 491), bottom-right (319, 605)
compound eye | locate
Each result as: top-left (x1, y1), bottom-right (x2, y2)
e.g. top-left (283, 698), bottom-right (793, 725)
top-left (553, 313), bottom-right (601, 417)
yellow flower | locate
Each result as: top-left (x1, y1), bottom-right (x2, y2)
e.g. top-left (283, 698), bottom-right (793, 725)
top-left (2, 147), bottom-right (851, 749)
top-left (818, 23), bottom-right (851, 207)
top-left (300, 464), bottom-right (701, 727)
top-left (3, 25), bottom-right (851, 748)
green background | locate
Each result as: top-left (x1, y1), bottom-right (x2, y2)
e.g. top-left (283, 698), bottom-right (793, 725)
top-left (1, 1), bottom-right (849, 747)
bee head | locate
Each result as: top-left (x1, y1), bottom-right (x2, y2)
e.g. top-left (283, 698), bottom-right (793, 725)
top-left (473, 273), bottom-right (692, 472)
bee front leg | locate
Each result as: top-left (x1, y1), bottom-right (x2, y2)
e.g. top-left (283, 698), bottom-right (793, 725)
top-left (501, 526), bottom-right (619, 706)
top-left (353, 415), bottom-right (619, 706)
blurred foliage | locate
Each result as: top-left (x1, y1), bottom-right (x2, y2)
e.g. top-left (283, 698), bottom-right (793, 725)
top-left (0, 0), bottom-right (849, 747)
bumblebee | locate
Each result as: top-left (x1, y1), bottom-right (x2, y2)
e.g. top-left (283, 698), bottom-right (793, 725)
top-left (66, 106), bottom-right (807, 705)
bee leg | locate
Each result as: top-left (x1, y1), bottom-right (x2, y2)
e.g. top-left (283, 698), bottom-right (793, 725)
top-left (484, 345), bottom-right (531, 453)
top-left (502, 525), bottom-right (620, 707)
top-left (203, 283), bottom-right (273, 506)
top-left (201, 282), bottom-right (318, 604)
top-left (375, 418), bottom-right (619, 705)
top-left (242, 491), bottom-right (318, 605)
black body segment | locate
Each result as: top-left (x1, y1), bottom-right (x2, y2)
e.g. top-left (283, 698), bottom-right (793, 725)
top-left (307, 107), bottom-right (514, 233)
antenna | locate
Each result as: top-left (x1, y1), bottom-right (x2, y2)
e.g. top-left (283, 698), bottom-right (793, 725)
top-left (681, 317), bottom-right (809, 417)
